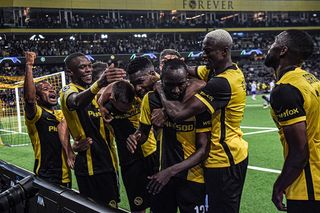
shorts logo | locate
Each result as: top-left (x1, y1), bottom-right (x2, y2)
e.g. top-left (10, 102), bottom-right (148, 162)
top-left (62, 85), bottom-right (70, 92)
top-left (108, 200), bottom-right (117, 208)
top-left (134, 197), bottom-right (143, 206)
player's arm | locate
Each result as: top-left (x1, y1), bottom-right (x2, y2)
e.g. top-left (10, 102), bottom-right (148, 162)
top-left (57, 118), bottom-right (75, 169)
top-left (270, 84), bottom-right (308, 211)
top-left (23, 52), bottom-right (37, 119)
top-left (155, 77), bottom-right (231, 122)
top-left (126, 92), bottom-right (153, 153)
top-left (97, 83), bottom-right (116, 123)
top-left (67, 65), bottom-right (126, 110)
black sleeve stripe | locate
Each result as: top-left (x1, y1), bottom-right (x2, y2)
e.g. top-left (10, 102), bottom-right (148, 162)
top-left (270, 84), bottom-right (305, 122)
top-left (199, 77), bottom-right (231, 111)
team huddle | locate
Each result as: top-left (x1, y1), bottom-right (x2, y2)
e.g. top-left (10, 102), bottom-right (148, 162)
top-left (23, 29), bottom-right (320, 213)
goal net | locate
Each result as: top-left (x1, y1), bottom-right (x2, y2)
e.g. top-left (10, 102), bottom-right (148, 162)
top-left (0, 71), bottom-right (66, 146)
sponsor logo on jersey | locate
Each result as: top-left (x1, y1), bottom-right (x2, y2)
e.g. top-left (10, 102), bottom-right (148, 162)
top-left (277, 108), bottom-right (299, 119)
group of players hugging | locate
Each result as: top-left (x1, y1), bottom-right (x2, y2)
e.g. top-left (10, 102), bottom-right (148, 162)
top-left (23, 28), bottom-right (320, 213)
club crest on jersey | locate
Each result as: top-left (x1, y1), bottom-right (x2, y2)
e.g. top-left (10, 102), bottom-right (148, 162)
top-left (62, 85), bottom-right (70, 92)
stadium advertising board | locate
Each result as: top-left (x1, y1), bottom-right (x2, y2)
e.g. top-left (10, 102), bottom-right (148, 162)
top-left (4, 0), bottom-right (320, 11)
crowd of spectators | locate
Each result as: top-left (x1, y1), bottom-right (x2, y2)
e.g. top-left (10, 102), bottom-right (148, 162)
top-left (1, 31), bottom-right (319, 57)
top-left (1, 11), bottom-right (318, 29)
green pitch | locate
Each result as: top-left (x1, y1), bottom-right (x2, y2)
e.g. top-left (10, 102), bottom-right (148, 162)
top-left (0, 95), bottom-right (283, 212)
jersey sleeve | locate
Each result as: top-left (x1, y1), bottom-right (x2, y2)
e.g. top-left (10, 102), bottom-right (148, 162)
top-left (196, 65), bottom-right (210, 82)
top-left (139, 93), bottom-right (152, 125)
top-left (195, 111), bottom-right (212, 133)
top-left (194, 77), bottom-right (231, 114)
top-left (270, 84), bottom-right (306, 126)
top-left (25, 104), bottom-right (42, 124)
top-left (60, 84), bottom-right (78, 111)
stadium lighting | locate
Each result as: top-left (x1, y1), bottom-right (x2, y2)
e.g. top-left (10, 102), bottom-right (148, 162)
top-left (29, 34), bottom-right (45, 41)
top-left (101, 34), bottom-right (108, 39)
top-left (29, 35), bottom-right (36, 40)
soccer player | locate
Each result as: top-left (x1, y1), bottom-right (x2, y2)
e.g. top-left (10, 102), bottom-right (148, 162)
top-left (60, 52), bottom-right (126, 207)
top-left (99, 80), bottom-right (157, 213)
top-left (154, 29), bottom-right (248, 213)
top-left (127, 59), bottom-right (211, 213)
top-left (23, 51), bottom-right (73, 187)
top-left (265, 30), bottom-right (320, 213)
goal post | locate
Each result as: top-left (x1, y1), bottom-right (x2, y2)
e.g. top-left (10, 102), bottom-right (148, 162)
top-left (0, 71), bottom-right (66, 146)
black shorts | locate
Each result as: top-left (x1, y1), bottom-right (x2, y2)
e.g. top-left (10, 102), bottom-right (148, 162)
top-left (151, 177), bottom-right (206, 213)
top-left (121, 160), bottom-right (151, 211)
top-left (76, 172), bottom-right (120, 208)
top-left (205, 157), bottom-right (248, 213)
top-left (143, 150), bottom-right (160, 176)
top-left (287, 200), bottom-right (320, 213)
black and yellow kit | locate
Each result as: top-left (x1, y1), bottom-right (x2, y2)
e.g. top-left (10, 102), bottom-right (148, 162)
top-left (60, 83), bottom-right (117, 176)
top-left (140, 91), bottom-right (212, 183)
top-left (104, 97), bottom-right (157, 211)
top-left (270, 67), bottom-right (320, 201)
top-left (195, 65), bottom-right (213, 82)
top-left (194, 64), bottom-right (248, 168)
top-left (104, 97), bottom-right (157, 166)
top-left (25, 105), bottom-right (71, 184)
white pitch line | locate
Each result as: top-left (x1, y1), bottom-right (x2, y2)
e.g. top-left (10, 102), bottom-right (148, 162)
top-left (244, 129), bottom-right (278, 135)
top-left (241, 126), bottom-right (277, 130)
top-left (246, 104), bottom-right (265, 107)
top-left (248, 165), bottom-right (281, 174)
top-left (0, 129), bottom-right (28, 135)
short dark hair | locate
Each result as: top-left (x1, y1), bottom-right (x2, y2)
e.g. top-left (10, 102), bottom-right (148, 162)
top-left (160, 49), bottom-right (182, 60)
top-left (127, 56), bottom-right (153, 75)
top-left (92, 61), bottom-right (108, 82)
top-left (161, 58), bottom-right (188, 79)
top-left (64, 52), bottom-right (86, 69)
top-left (112, 80), bottom-right (135, 104)
top-left (278, 30), bottom-right (314, 60)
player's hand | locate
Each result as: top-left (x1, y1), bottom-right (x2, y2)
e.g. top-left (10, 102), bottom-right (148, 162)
top-left (147, 168), bottom-right (173, 195)
top-left (72, 137), bottom-right (93, 152)
top-left (25, 51), bottom-right (36, 66)
top-left (126, 132), bottom-right (141, 154)
top-left (98, 63), bottom-right (126, 87)
top-left (67, 151), bottom-right (75, 169)
top-left (272, 185), bottom-right (287, 211)
top-left (151, 108), bottom-right (168, 128)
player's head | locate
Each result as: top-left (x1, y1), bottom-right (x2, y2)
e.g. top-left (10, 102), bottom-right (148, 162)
top-left (92, 61), bottom-right (108, 82)
top-left (35, 81), bottom-right (57, 108)
top-left (64, 52), bottom-right (93, 87)
top-left (161, 59), bottom-right (188, 101)
top-left (110, 80), bottom-right (135, 113)
top-left (265, 30), bottom-right (314, 71)
top-left (127, 56), bottom-right (156, 98)
top-left (202, 29), bottom-right (233, 70)
top-left (159, 49), bottom-right (183, 71)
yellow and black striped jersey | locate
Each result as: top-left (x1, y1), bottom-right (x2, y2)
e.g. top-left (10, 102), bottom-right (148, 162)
top-left (25, 105), bottom-right (71, 184)
top-left (60, 83), bottom-right (116, 176)
top-left (104, 97), bottom-right (157, 166)
top-left (140, 91), bottom-right (212, 183)
top-left (195, 65), bottom-right (213, 82)
top-left (270, 66), bottom-right (320, 201)
top-left (194, 64), bottom-right (248, 168)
